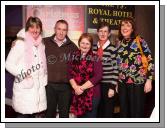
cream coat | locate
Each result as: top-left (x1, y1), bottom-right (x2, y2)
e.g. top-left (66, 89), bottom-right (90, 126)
top-left (5, 30), bottom-right (47, 114)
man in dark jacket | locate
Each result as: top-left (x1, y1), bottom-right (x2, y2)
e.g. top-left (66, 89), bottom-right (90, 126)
top-left (44, 20), bottom-right (78, 118)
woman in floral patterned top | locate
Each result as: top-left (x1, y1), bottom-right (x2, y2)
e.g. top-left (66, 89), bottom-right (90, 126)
top-left (116, 17), bottom-right (154, 117)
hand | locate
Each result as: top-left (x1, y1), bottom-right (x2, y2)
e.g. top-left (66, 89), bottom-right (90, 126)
top-left (25, 75), bottom-right (32, 79)
top-left (115, 84), bottom-right (118, 93)
top-left (74, 86), bottom-right (84, 95)
top-left (108, 88), bottom-right (115, 98)
top-left (93, 51), bottom-right (97, 54)
top-left (144, 79), bottom-right (152, 93)
top-left (11, 40), bottom-right (16, 48)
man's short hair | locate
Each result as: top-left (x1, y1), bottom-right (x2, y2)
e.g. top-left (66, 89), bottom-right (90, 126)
top-left (55, 19), bottom-right (68, 30)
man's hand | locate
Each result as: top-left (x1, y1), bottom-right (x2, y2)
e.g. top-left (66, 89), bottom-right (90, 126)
top-left (11, 40), bottom-right (16, 48)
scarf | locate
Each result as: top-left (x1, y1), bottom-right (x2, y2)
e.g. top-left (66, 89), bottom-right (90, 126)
top-left (24, 32), bottom-right (47, 74)
top-left (69, 50), bottom-right (95, 116)
top-left (97, 41), bottom-right (105, 59)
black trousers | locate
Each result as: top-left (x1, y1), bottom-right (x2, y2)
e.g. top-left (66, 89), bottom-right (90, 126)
top-left (45, 82), bottom-right (72, 118)
top-left (118, 82), bottom-right (145, 118)
top-left (17, 113), bottom-right (35, 118)
top-left (97, 83), bottom-right (115, 118)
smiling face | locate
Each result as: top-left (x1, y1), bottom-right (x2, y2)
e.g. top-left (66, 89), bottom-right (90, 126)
top-left (25, 17), bottom-right (43, 40)
top-left (54, 22), bottom-right (68, 42)
top-left (79, 38), bottom-right (92, 54)
top-left (97, 26), bottom-right (110, 42)
top-left (28, 24), bottom-right (41, 40)
top-left (121, 21), bottom-right (134, 39)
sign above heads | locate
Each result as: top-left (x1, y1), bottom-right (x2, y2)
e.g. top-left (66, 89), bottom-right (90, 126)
top-left (87, 5), bottom-right (135, 30)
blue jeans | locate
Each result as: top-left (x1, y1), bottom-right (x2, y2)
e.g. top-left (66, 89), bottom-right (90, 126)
top-left (80, 97), bottom-right (100, 118)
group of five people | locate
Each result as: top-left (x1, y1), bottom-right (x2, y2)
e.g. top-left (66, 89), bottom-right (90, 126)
top-left (5, 16), bottom-right (154, 118)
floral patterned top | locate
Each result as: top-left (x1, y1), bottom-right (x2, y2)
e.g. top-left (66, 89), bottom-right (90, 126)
top-left (116, 37), bottom-right (154, 84)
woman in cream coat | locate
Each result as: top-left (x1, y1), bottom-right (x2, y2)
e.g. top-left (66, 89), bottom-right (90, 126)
top-left (5, 17), bottom-right (47, 117)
